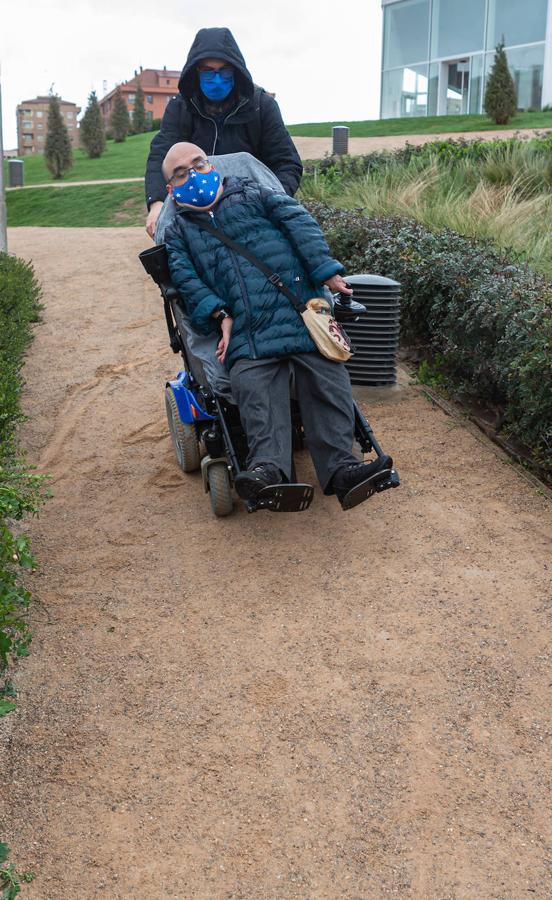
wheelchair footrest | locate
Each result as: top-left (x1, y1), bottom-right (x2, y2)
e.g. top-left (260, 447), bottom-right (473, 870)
top-left (247, 483), bottom-right (314, 513)
top-left (340, 467), bottom-right (399, 510)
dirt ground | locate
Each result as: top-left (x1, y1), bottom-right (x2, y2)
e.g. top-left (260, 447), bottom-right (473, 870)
top-left (1, 227), bottom-right (551, 899)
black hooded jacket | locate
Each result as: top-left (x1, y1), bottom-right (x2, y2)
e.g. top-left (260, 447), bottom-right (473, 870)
top-left (145, 28), bottom-right (303, 206)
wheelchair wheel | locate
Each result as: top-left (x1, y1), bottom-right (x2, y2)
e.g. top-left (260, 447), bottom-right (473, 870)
top-left (207, 463), bottom-right (233, 517)
top-left (164, 386), bottom-right (201, 473)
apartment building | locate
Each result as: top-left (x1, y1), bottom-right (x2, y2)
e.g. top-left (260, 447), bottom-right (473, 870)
top-left (99, 67), bottom-right (181, 128)
top-left (380, 0), bottom-right (552, 118)
top-left (16, 97), bottom-right (81, 156)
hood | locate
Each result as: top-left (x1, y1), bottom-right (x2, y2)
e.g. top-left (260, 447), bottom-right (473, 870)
top-left (179, 28), bottom-right (254, 101)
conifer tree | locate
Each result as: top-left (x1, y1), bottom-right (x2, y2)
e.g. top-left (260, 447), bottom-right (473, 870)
top-left (484, 42), bottom-right (517, 125)
top-left (80, 90), bottom-right (106, 158)
top-left (132, 81), bottom-right (147, 134)
top-left (44, 93), bottom-right (73, 179)
top-left (110, 86), bottom-right (130, 142)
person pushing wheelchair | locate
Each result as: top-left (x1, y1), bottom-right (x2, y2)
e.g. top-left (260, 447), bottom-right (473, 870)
top-left (163, 142), bottom-right (394, 510)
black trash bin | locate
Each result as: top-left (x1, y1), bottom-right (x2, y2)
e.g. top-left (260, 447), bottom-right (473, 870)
top-left (8, 159), bottom-right (24, 188)
top-left (343, 274), bottom-right (401, 387)
top-left (332, 126), bottom-right (349, 156)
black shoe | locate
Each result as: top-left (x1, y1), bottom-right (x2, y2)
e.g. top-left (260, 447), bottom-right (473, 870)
top-left (332, 456), bottom-right (393, 508)
top-left (234, 464), bottom-right (283, 501)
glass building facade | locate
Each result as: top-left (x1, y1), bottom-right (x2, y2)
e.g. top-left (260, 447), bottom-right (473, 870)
top-left (380, 0), bottom-right (552, 117)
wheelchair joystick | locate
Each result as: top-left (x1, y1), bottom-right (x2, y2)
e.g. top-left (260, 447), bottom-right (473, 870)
top-left (332, 286), bottom-right (366, 320)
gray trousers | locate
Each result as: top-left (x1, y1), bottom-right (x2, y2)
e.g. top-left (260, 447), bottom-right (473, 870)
top-left (229, 353), bottom-right (359, 493)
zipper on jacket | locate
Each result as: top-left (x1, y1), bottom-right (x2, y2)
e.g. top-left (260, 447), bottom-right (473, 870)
top-left (190, 97), bottom-right (218, 154)
top-left (209, 211), bottom-right (257, 359)
top-left (191, 95), bottom-right (249, 154)
top-left (223, 98), bottom-right (248, 127)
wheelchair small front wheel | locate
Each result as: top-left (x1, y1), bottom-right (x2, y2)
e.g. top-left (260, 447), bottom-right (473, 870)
top-left (164, 386), bottom-right (201, 473)
top-left (207, 463), bottom-right (234, 517)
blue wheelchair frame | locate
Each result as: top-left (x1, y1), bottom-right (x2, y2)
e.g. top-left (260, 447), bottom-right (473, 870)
top-left (168, 370), bottom-right (215, 425)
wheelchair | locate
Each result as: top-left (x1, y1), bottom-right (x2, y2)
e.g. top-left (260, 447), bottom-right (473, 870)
top-left (139, 241), bottom-right (400, 516)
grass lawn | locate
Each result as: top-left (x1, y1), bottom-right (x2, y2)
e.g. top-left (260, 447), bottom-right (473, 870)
top-left (4, 133), bottom-right (152, 185)
top-left (5, 111), bottom-right (552, 189)
top-left (287, 111), bottom-right (552, 138)
top-left (6, 182), bottom-right (145, 227)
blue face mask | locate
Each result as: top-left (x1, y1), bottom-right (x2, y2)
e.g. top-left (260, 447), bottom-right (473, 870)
top-left (199, 70), bottom-right (235, 101)
top-left (172, 167), bottom-right (221, 208)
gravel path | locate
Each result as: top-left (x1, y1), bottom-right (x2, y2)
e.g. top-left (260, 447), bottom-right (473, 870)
top-left (1, 228), bottom-right (551, 899)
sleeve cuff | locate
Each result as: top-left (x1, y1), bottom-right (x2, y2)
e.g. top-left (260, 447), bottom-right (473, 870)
top-left (190, 296), bottom-right (224, 335)
top-left (310, 259), bottom-right (344, 284)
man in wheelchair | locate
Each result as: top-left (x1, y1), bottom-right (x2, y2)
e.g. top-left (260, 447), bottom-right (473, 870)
top-left (162, 142), bottom-right (394, 511)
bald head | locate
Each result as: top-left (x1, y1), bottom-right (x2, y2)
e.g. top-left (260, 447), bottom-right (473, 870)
top-left (162, 142), bottom-right (207, 182)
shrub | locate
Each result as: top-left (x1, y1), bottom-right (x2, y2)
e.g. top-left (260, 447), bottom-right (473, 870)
top-left (44, 93), bottom-right (73, 179)
top-left (80, 90), bottom-right (106, 159)
top-left (305, 204), bottom-right (552, 473)
top-left (0, 253), bottom-right (44, 671)
top-left (484, 42), bottom-right (517, 125)
top-left (110, 86), bottom-right (130, 143)
top-left (132, 82), bottom-right (147, 135)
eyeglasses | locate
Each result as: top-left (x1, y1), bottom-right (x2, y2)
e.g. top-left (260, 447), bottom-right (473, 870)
top-left (197, 66), bottom-right (234, 82)
top-left (168, 158), bottom-right (211, 185)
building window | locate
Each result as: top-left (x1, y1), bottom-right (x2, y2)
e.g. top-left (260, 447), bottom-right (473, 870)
top-left (427, 62), bottom-right (439, 115)
top-left (128, 93), bottom-right (135, 102)
top-left (146, 111), bottom-right (153, 123)
top-left (430, 0), bottom-right (486, 60)
top-left (36, 110), bottom-right (43, 117)
top-left (383, 0), bottom-right (430, 69)
top-left (147, 94), bottom-right (153, 104)
top-left (381, 65), bottom-right (429, 118)
top-left (485, 43), bottom-right (545, 110)
top-left (486, 0), bottom-right (548, 51)
top-left (37, 123), bottom-right (43, 129)
top-left (469, 54), bottom-right (485, 113)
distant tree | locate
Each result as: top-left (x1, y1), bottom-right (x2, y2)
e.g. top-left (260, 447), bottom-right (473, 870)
top-left (110, 86), bottom-right (130, 142)
top-left (484, 41), bottom-right (517, 125)
top-left (132, 81), bottom-right (147, 134)
top-left (44, 93), bottom-right (73, 179)
top-left (80, 90), bottom-right (106, 158)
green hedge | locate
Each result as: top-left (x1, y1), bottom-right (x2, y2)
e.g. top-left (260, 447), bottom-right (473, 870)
top-left (0, 253), bottom-right (43, 673)
top-left (306, 204), bottom-right (552, 475)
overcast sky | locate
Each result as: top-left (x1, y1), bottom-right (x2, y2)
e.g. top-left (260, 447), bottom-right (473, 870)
top-left (0, 0), bottom-right (383, 150)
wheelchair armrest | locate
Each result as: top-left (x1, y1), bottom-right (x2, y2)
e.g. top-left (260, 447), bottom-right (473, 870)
top-left (138, 243), bottom-right (172, 286)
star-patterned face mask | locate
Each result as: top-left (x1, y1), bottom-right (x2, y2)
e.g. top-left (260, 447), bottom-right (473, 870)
top-left (172, 167), bottom-right (221, 209)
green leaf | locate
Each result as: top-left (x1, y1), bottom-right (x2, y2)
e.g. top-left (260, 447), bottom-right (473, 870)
top-left (0, 701), bottom-right (16, 717)
top-left (0, 845), bottom-right (9, 866)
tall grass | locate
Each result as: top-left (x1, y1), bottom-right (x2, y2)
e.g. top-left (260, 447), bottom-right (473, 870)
top-left (299, 139), bottom-right (552, 276)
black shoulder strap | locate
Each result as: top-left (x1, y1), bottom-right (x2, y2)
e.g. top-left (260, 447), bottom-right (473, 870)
top-left (194, 219), bottom-right (306, 313)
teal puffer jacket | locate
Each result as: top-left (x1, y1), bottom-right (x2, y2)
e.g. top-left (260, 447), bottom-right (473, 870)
top-left (164, 177), bottom-right (344, 370)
